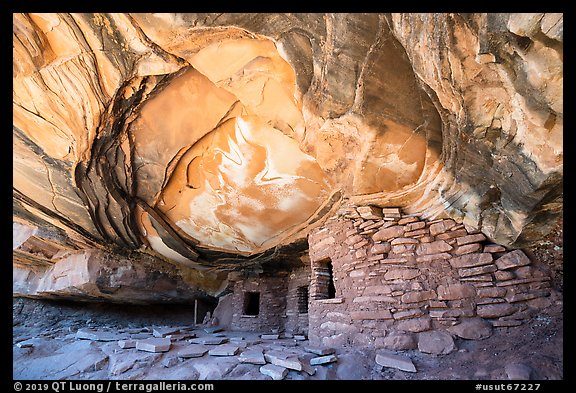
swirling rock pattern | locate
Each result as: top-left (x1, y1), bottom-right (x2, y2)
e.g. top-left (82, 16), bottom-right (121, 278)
top-left (13, 13), bottom-right (562, 301)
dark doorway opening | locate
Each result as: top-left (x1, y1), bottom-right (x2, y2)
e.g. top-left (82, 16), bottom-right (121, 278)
top-left (243, 292), bottom-right (260, 316)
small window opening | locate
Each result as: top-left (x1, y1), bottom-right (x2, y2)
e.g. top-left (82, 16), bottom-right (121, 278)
top-left (243, 292), bottom-right (260, 316)
top-left (297, 286), bottom-right (309, 314)
top-left (327, 261), bottom-right (336, 299)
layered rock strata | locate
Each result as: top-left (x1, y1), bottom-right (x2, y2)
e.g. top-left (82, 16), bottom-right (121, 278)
top-left (13, 13), bottom-right (562, 301)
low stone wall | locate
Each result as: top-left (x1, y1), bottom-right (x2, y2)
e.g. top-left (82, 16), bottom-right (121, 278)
top-left (229, 268), bottom-right (310, 334)
top-left (308, 205), bottom-right (553, 352)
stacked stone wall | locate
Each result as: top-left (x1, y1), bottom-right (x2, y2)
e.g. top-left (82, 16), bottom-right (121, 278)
top-left (308, 205), bottom-right (553, 350)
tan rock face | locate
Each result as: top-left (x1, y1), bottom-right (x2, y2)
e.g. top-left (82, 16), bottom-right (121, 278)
top-left (13, 13), bottom-right (562, 300)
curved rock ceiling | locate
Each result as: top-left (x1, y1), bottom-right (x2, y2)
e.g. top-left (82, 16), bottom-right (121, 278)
top-left (13, 13), bottom-right (562, 284)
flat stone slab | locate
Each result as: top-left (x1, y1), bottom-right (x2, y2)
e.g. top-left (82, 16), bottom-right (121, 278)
top-left (177, 345), bottom-right (208, 358)
top-left (15, 339), bottom-right (36, 348)
top-left (168, 332), bottom-right (196, 341)
top-left (239, 349), bottom-right (266, 365)
top-left (208, 345), bottom-right (240, 356)
top-left (301, 362), bottom-right (317, 376)
top-left (417, 331), bottom-right (456, 355)
top-left (136, 337), bottom-right (171, 353)
top-left (305, 346), bottom-right (336, 356)
top-left (294, 335), bottom-right (307, 341)
top-left (203, 327), bottom-right (224, 334)
top-left (310, 355), bottom-right (338, 365)
top-left (161, 357), bottom-right (179, 368)
top-left (130, 333), bottom-right (153, 339)
top-left (75, 328), bottom-right (119, 342)
top-left (118, 340), bottom-right (137, 349)
top-left (264, 351), bottom-right (303, 371)
top-left (153, 327), bottom-right (182, 338)
top-left (189, 337), bottom-right (229, 345)
top-left (375, 352), bottom-right (417, 372)
top-left (260, 334), bottom-right (280, 340)
top-left (260, 364), bottom-right (288, 380)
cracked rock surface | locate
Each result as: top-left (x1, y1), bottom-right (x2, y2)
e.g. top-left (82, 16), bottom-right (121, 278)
top-left (13, 13), bottom-right (562, 301)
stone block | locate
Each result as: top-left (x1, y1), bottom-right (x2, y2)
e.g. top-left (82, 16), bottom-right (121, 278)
top-left (161, 357), bottom-right (179, 368)
top-left (260, 364), bottom-right (288, 380)
top-left (264, 352), bottom-right (303, 371)
top-left (153, 326), bottom-right (181, 338)
top-left (260, 334), bottom-right (280, 340)
top-left (238, 349), bottom-right (266, 365)
top-left (456, 233), bottom-right (487, 246)
top-left (189, 337), bottom-right (229, 345)
top-left (505, 363), bottom-right (533, 380)
top-left (436, 283), bottom-right (476, 300)
top-left (398, 216), bottom-right (419, 225)
top-left (450, 253), bottom-right (494, 268)
top-left (384, 269), bottom-right (420, 280)
top-left (495, 270), bottom-right (516, 281)
top-left (491, 319), bottom-right (523, 327)
top-left (208, 345), bottom-right (239, 356)
top-left (505, 292), bottom-right (546, 303)
top-left (382, 207), bottom-right (402, 216)
top-left (405, 221), bottom-right (425, 231)
top-left (396, 317), bottom-right (432, 332)
top-left (391, 244), bottom-right (416, 254)
top-left (305, 346), bottom-right (336, 356)
top-left (118, 340), bottom-right (136, 349)
top-left (357, 206), bottom-right (383, 220)
top-left (415, 253), bottom-right (452, 263)
top-left (350, 310), bottom-right (393, 320)
top-left (429, 219), bottom-right (457, 236)
top-left (454, 243), bottom-right (483, 255)
top-left (437, 228), bottom-right (468, 240)
top-left (350, 270), bottom-right (365, 278)
top-left (495, 250), bottom-right (531, 270)
top-left (177, 345), bottom-right (208, 358)
top-left (391, 237), bottom-right (419, 245)
top-left (346, 235), bottom-right (364, 246)
top-left (310, 354), bottom-right (338, 365)
top-left (136, 337), bottom-right (171, 353)
top-left (484, 244), bottom-right (507, 253)
top-left (393, 309), bottom-right (424, 320)
top-left (375, 352), bottom-right (417, 372)
top-left (447, 318), bottom-right (492, 340)
top-left (416, 240), bottom-right (452, 255)
top-left (476, 303), bottom-right (518, 318)
top-left (458, 264), bottom-right (497, 278)
top-left (373, 226), bottom-right (404, 242)
top-left (417, 331), bottom-right (456, 355)
top-left (401, 290), bottom-right (437, 303)
top-left (353, 296), bottom-right (398, 303)
top-left (75, 328), bottom-right (119, 342)
top-left (405, 229), bottom-right (429, 237)
top-left (379, 333), bottom-right (417, 350)
top-left (371, 242), bottom-right (391, 255)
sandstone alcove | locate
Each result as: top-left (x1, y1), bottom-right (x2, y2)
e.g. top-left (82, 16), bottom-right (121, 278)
top-left (13, 13), bottom-right (562, 380)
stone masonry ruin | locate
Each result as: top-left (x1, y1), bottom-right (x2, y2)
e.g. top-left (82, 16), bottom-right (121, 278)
top-left (307, 205), bottom-right (552, 352)
top-left (13, 13), bottom-right (562, 380)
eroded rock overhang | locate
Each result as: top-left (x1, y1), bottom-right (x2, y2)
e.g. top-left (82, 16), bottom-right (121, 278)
top-left (13, 13), bottom-right (562, 300)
